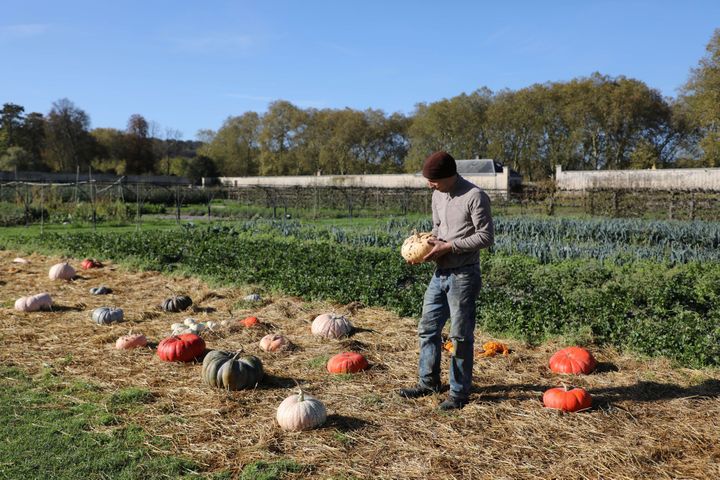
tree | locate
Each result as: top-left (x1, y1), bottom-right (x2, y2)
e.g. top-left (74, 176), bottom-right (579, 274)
top-left (44, 98), bottom-right (96, 172)
top-left (161, 127), bottom-right (184, 175)
top-left (357, 109), bottom-right (410, 173)
top-left (0, 104), bottom-right (47, 169)
top-left (168, 154), bottom-right (219, 183)
top-left (91, 128), bottom-right (128, 173)
top-left (681, 28), bottom-right (720, 166)
top-left (406, 88), bottom-right (492, 172)
top-left (0, 146), bottom-right (33, 171)
top-left (184, 155), bottom-right (220, 183)
top-left (125, 114), bottom-right (155, 174)
top-left (201, 112), bottom-right (260, 176)
top-left (317, 108), bottom-right (366, 175)
top-left (21, 112), bottom-right (47, 168)
top-left (486, 88), bottom-right (545, 179)
top-left (258, 101), bottom-right (308, 175)
top-left (0, 103), bottom-right (26, 154)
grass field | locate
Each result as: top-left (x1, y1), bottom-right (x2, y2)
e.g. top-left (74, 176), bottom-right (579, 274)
top-left (2, 250), bottom-right (719, 479)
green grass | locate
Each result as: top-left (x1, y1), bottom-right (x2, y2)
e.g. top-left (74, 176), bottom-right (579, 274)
top-left (329, 373), bottom-right (355, 382)
top-left (238, 460), bottom-right (305, 480)
top-left (109, 387), bottom-right (156, 408)
top-left (0, 365), bottom-right (223, 480)
top-left (307, 355), bottom-right (330, 370)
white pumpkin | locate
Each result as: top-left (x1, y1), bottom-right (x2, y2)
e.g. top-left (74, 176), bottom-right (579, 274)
top-left (311, 314), bottom-right (353, 339)
top-left (13, 257), bottom-right (30, 264)
top-left (276, 389), bottom-right (327, 431)
top-left (49, 262), bottom-right (76, 281)
top-left (400, 232), bottom-right (434, 264)
top-left (14, 293), bottom-right (53, 312)
top-left (189, 323), bottom-right (206, 333)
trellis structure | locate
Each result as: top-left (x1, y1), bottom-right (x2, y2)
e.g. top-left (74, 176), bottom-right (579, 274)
top-left (2, 180), bottom-right (720, 226)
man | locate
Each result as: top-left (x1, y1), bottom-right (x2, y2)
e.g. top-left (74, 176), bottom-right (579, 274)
top-left (398, 151), bottom-right (494, 410)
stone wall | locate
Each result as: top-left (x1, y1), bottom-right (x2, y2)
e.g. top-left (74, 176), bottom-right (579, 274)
top-left (217, 167), bottom-right (512, 196)
top-left (555, 165), bottom-right (720, 191)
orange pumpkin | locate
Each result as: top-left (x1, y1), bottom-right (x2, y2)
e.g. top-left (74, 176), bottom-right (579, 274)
top-left (549, 346), bottom-right (597, 375)
top-left (241, 316), bottom-right (259, 327)
top-left (81, 258), bottom-right (103, 269)
top-left (543, 385), bottom-right (592, 412)
top-left (326, 352), bottom-right (369, 374)
top-left (478, 341), bottom-right (510, 357)
top-left (157, 333), bottom-right (206, 362)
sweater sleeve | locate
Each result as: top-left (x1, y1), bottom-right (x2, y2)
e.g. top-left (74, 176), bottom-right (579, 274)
top-left (452, 190), bottom-right (494, 252)
top-left (431, 192), bottom-right (440, 238)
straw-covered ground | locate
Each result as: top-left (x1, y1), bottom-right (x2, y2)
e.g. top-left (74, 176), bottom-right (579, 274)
top-left (1, 249), bottom-right (719, 479)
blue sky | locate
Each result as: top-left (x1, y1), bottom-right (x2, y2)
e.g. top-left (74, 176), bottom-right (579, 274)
top-left (2, 1), bottom-right (718, 140)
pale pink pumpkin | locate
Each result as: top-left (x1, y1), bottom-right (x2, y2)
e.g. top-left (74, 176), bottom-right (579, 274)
top-left (259, 334), bottom-right (291, 352)
top-left (311, 314), bottom-right (353, 339)
top-left (276, 389), bottom-right (327, 431)
top-left (48, 262), bottom-right (76, 281)
top-left (115, 334), bottom-right (148, 350)
top-left (14, 293), bottom-right (53, 312)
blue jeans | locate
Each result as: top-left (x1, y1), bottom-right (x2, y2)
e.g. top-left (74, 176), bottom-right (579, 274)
top-left (418, 263), bottom-right (481, 401)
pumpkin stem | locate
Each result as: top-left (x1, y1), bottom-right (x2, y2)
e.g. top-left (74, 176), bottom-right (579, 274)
top-left (292, 378), bottom-right (305, 401)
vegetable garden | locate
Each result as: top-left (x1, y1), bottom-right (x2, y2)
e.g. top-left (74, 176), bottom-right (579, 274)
top-left (1, 212), bottom-right (720, 478)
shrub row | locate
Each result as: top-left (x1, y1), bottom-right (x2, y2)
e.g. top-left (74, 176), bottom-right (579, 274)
top-left (5, 227), bottom-right (720, 367)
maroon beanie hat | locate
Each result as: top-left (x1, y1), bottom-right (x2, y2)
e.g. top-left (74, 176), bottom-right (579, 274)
top-left (422, 151), bottom-right (457, 179)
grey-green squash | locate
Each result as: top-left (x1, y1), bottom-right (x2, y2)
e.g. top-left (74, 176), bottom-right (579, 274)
top-left (201, 350), bottom-right (264, 391)
top-left (91, 307), bottom-right (124, 325)
top-left (161, 295), bottom-right (193, 312)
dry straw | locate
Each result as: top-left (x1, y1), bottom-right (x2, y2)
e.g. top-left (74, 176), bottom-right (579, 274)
top-left (1, 250), bottom-right (719, 479)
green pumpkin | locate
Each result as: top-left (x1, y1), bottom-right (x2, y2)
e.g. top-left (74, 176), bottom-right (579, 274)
top-left (89, 286), bottom-right (112, 295)
top-left (201, 350), bottom-right (264, 391)
top-left (91, 307), bottom-right (124, 325)
top-left (161, 295), bottom-right (193, 312)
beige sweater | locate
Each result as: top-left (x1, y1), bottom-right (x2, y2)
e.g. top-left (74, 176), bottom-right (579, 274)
top-left (430, 175), bottom-right (494, 269)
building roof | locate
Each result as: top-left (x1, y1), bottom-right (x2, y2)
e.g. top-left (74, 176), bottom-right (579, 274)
top-left (456, 159), bottom-right (501, 174)
top-left (456, 159), bottom-right (521, 178)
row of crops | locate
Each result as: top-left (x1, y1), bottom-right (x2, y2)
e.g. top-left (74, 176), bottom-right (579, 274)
top-left (4, 221), bottom-right (720, 367)
top-left (208, 216), bottom-right (720, 264)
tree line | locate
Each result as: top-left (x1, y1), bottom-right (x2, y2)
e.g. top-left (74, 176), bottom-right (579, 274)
top-left (2, 29), bottom-right (719, 182)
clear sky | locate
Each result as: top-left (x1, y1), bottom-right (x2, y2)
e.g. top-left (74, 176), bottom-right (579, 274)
top-left (2, 1), bottom-right (718, 140)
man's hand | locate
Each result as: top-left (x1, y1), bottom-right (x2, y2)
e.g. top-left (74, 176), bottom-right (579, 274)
top-left (422, 239), bottom-right (453, 262)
